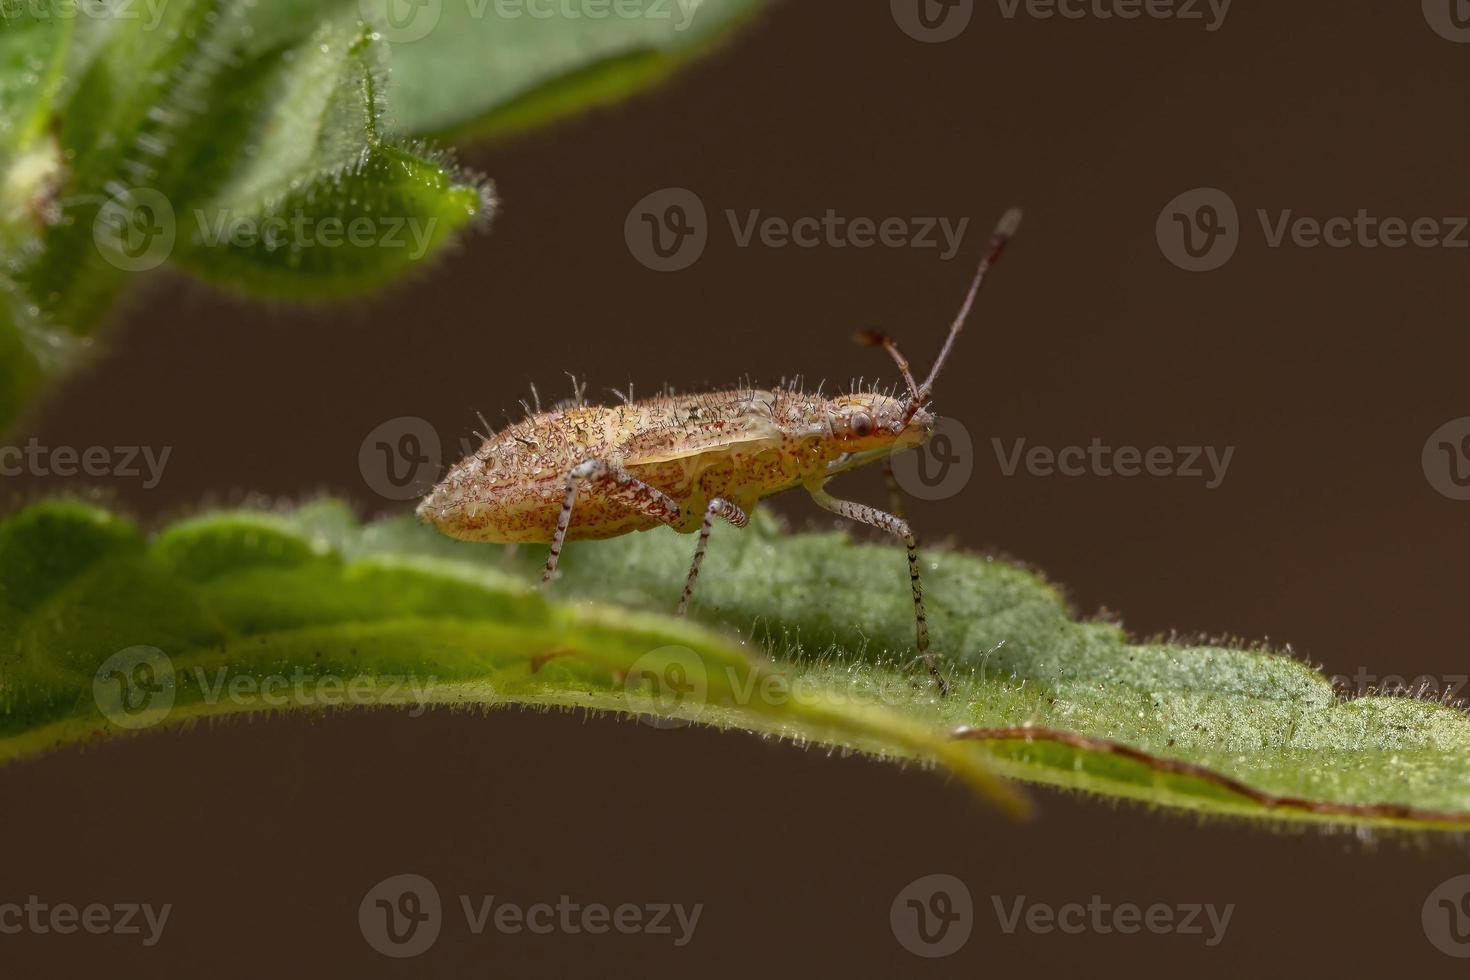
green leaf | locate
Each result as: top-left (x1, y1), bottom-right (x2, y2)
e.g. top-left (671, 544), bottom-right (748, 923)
top-left (0, 0), bottom-right (764, 431)
top-left (0, 0), bottom-right (71, 160)
top-left (19, 0), bottom-right (251, 329)
top-left (1, 1), bottom-right (70, 274)
top-left (172, 141), bottom-right (490, 299)
top-left (0, 498), bottom-right (1020, 815)
top-left (4, 497), bottom-right (1468, 834)
top-left (166, 20), bottom-right (493, 300)
top-left (0, 3), bottom-right (489, 432)
top-left (23, 9), bottom-right (491, 323)
top-left (0, 287), bottom-right (94, 429)
top-left (0, 295), bottom-right (42, 428)
top-left (364, 0), bottom-right (771, 140)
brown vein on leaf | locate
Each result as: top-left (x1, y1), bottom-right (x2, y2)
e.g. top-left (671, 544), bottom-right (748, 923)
top-left (951, 725), bottom-right (1470, 826)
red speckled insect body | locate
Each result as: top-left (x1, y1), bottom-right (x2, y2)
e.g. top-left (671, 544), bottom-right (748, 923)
top-left (420, 210), bottom-right (1022, 691)
top-left (418, 387), bottom-right (927, 543)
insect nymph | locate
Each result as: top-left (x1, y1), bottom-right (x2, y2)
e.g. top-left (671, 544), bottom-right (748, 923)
top-left (419, 209), bottom-right (1021, 693)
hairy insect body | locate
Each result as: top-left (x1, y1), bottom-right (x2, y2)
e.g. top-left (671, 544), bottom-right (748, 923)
top-left (419, 388), bottom-right (925, 543)
top-left (419, 208), bottom-right (1021, 697)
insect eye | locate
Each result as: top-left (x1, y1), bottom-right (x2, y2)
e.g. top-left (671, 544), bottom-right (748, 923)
top-left (851, 412), bottom-right (873, 437)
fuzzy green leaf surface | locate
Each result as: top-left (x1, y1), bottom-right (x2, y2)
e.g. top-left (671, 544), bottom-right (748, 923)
top-left (363, 0), bottom-right (771, 140)
top-left (0, 2), bottom-right (492, 432)
top-left (165, 20), bottom-right (491, 300)
top-left (0, 3), bottom-right (71, 424)
top-left (0, 2), bottom-right (69, 165)
top-left (25, 10), bottom-right (491, 322)
top-left (1, 498), bottom-right (1467, 833)
top-left (0, 0), bottom-right (770, 432)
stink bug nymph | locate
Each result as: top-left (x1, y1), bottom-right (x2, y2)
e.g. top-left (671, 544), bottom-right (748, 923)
top-left (419, 208), bottom-right (1022, 693)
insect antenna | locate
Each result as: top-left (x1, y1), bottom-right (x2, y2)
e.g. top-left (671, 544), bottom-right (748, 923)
top-left (912, 207), bottom-right (1021, 417)
top-left (856, 208), bottom-right (1021, 425)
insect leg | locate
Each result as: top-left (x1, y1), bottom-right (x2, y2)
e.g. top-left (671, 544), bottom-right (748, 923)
top-left (805, 480), bottom-right (948, 696)
top-left (542, 458), bottom-right (682, 585)
top-left (881, 459), bottom-right (909, 523)
top-left (676, 498), bottom-right (750, 616)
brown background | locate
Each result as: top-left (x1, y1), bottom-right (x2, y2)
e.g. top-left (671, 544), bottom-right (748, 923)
top-left (5, 0), bottom-right (1470, 975)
